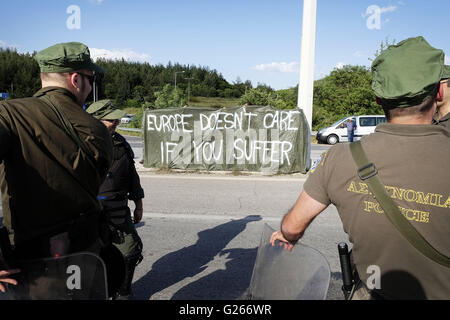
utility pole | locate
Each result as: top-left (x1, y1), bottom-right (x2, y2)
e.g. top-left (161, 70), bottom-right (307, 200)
top-left (93, 74), bottom-right (97, 102)
top-left (185, 77), bottom-right (194, 105)
top-left (174, 71), bottom-right (185, 90)
top-left (92, 53), bottom-right (107, 102)
top-left (297, 0), bottom-right (317, 131)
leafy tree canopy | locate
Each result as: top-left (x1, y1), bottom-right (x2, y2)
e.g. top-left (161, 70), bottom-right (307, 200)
top-left (0, 47), bottom-right (385, 132)
top-left (311, 65), bottom-right (383, 130)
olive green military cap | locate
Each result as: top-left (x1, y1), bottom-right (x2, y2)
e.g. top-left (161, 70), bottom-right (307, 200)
top-left (86, 100), bottom-right (126, 120)
top-left (371, 36), bottom-right (445, 109)
top-left (35, 42), bottom-right (105, 73)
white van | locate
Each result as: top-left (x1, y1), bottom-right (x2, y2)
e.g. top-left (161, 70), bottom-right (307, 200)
top-left (316, 115), bottom-right (386, 145)
top-left (121, 114), bottom-right (135, 124)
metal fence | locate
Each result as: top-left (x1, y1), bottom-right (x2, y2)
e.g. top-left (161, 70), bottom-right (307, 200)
top-left (117, 127), bottom-right (141, 133)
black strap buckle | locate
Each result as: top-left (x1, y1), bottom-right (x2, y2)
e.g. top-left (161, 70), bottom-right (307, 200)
top-left (358, 163), bottom-right (378, 180)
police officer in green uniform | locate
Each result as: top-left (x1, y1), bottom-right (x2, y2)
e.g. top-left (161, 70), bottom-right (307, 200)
top-left (270, 37), bottom-right (450, 299)
top-left (86, 100), bottom-right (144, 300)
top-left (433, 65), bottom-right (450, 129)
top-left (0, 42), bottom-right (113, 263)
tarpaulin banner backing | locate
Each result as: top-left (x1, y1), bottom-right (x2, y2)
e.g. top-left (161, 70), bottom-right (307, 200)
top-left (142, 105), bottom-right (311, 174)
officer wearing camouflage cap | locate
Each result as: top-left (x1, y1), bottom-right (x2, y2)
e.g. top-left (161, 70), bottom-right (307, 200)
top-left (0, 42), bottom-right (113, 272)
top-left (86, 100), bottom-right (144, 300)
top-left (270, 37), bottom-right (450, 299)
top-left (433, 65), bottom-right (450, 129)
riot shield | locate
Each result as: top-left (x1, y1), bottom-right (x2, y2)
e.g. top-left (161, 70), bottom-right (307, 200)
top-left (247, 224), bottom-right (330, 300)
top-left (0, 252), bottom-right (108, 300)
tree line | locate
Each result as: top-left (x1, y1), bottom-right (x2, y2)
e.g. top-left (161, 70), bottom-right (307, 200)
top-left (0, 47), bottom-right (383, 131)
top-left (0, 48), bottom-right (253, 104)
top-left (238, 65), bottom-right (383, 130)
top-left (95, 59), bottom-right (254, 107)
top-left (0, 48), bottom-right (41, 98)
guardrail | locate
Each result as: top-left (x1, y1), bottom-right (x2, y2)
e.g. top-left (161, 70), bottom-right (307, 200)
top-left (117, 127), bottom-right (141, 133)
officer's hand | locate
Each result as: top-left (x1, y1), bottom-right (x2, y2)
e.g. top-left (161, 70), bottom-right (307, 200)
top-left (0, 269), bottom-right (20, 293)
top-left (270, 230), bottom-right (295, 252)
top-left (134, 208), bottom-right (143, 224)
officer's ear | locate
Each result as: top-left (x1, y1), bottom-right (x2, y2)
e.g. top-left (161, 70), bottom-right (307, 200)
top-left (436, 82), bottom-right (444, 102)
top-left (68, 72), bottom-right (81, 89)
top-left (375, 97), bottom-right (382, 105)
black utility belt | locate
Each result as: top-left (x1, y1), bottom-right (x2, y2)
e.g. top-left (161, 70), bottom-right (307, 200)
top-left (103, 206), bottom-right (130, 218)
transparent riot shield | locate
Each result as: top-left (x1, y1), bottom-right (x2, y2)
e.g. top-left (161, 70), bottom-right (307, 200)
top-left (247, 224), bottom-right (330, 300)
top-left (0, 252), bottom-right (108, 300)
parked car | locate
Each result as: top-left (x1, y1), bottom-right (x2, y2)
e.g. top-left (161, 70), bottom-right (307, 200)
top-left (316, 115), bottom-right (386, 145)
top-left (121, 114), bottom-right (135, 124)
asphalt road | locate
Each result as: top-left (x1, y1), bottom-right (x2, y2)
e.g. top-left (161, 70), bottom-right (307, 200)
top-left (125, 137), bottom-right (347, 300)
top-left (131, 173), bottom-right (348, 300)
top-left (1, 137), bottom-right (348, 300)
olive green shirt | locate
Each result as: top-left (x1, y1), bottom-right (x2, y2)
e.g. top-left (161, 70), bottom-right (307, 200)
top-left (0, 87), bottom-right (113, 245)
top-left (304, 123), bottom-right (450, 299)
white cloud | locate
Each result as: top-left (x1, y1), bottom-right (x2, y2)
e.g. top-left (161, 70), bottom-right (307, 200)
top-left (0, 40), bottom-right (16, 50)
top-left (89, 0), bottom-right (104, 5)
top-left (445, 55), bottom-right (450, 65)
top-left (380, 5), bottom-right (397, 14)
top-left (253, 61), bottom-right (299, 73)
top-left (90, 48), bottom-right (151, 63)
top-left (362, 5), bottom-right (397, 18)
top-left (362, 5), bottom-right (397, 30)
top-left (335, 62), bottom-right (345, 69)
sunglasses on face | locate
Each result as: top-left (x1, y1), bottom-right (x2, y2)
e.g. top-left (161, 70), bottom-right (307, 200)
top-left (75, 72), bottom-right (96, 86)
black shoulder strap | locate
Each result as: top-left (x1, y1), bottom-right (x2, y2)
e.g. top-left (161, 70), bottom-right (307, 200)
top-left (349, 140), bottom-right (450, 268)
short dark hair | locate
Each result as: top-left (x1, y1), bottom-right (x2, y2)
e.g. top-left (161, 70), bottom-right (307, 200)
top-left (381, 83), bottom-right (439, 121)
top-left (383, 94), bottom-right (436, 121)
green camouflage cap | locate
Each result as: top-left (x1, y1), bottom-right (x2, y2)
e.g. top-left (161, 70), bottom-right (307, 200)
top-left (371, 36), bottom-right (444, 109)
top-left (35, 42), bottom-right (105, 73)
top-left (86, 99), bottom-right (126, 120)
top-left (443, 65), bottom-right (450, 79)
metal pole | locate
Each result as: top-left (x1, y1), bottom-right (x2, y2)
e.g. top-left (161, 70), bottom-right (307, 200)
top-left (93, 79), bottom-right (97, 102)
top-left (185, 77), bottom-right (194, 105)
top-left (174, 71), bottom-right (185, 90)
top-left (92, 54), bottom-right (107, 102)
top-left (188, 79), bottom-right (190, 105)
top-left (297, 0), bottom-right (317, 131)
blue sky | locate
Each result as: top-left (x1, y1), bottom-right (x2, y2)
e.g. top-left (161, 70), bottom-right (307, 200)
top-left (1, 0), bottom-right (449, 90)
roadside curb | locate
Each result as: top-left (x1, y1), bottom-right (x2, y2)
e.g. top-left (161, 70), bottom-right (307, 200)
top-left (134, 162), bottom-right (308, 179)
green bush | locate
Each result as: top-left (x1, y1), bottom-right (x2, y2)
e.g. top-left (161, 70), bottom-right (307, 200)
top-left (129, 107), bottom-right (144, 129)
top-left (154, 84), bottom-right (186, 108)
top-left (125, 99), bottom-right (140, 109)
top-left (239, 88), bottom-right (295, 110)
top-left (312, 65), bottom-right (383, 131)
